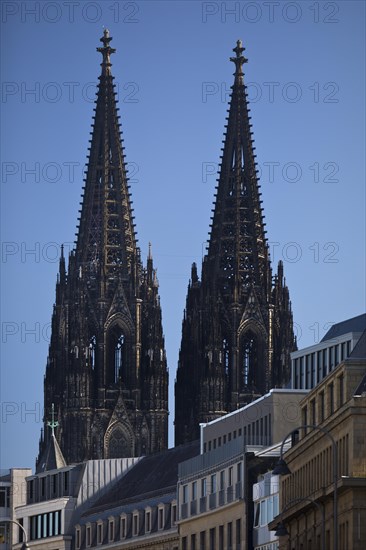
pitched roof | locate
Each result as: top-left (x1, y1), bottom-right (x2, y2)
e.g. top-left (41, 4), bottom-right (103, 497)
top-left (36, 434), bottom-right (67, 474)
top-left (321, 314), bottom-right (366, 342)
top-left (86, 440), bottom-right (200, 514)
top-left (348, 329), bottom-right (366, 360)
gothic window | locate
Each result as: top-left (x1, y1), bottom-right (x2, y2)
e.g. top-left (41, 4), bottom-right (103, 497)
top-left (108, 426), bottom-right (131, 458)
top-left (107, 326), bottom-right (128, 385)
top-left (115, 334), bottom-right (125, 382)
top-left (241, 330), bottom-right (258, 389)
top-left (222, 338), bottom-right (230, 375)
top-left (89, 336), bottom-right (97, 369)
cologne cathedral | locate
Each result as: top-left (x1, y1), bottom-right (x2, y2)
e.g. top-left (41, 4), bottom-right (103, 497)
top-left (37, 31), bottom-right (168, 466)
top-left (175, 41), bottom-right (296, 445)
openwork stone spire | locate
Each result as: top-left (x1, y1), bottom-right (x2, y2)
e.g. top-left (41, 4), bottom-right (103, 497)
top-left (175, 41), bottom-right (296, 445)
top-left (38, 33), bottom-right (168, 465)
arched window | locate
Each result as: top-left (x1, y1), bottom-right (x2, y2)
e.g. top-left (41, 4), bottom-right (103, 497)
top-left (89, 336), bottom-right (97, 369)
top-left (107, 326), bottom-right (127, 385)
top-left (114, 334), bottom-right (125, 382)
top-left (242, 330), bottom-right (258, 389)
top-left (222, 338), bottom-right (230, 375)
top-left (108, 426), bottom-right (131, 458)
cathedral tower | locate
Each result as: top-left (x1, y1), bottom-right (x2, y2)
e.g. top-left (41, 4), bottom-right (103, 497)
top-left (175, 41), bottom-right (296, 445)
top-left (38, 31), bottom-right (168, 465)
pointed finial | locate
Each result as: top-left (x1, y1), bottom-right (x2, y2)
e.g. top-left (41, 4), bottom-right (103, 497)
top-left (230, 39), bottom-right (248, 83)
top-left (47, 403), bottom-right (59, 437)
top-left (148, 242), bottom-right (152, 261)
top-left (97, 29), bottom-right (116, 75)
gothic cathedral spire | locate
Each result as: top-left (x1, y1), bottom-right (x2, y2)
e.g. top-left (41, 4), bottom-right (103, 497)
top-left (38, 31), bottom-right (168, 465)
top-left (175, 41), bottom-right (296, 445)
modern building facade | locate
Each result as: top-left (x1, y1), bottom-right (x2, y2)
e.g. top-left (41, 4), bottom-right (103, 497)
top-left (200, 389), bottom-right (308, 452)
top-left (270, 330), bottom-right (366, 550)
top-left (175, 41), bottom-right (296, 445)
top-left (291, 313), bottom-right (365, 390)
top-left (38, 30), bottom-right (168, 465)
top-left (13, 457), bottom-right (140, 549)
top-left (0, 468), bottom-right (31, 549)
top-left (177, 389), bottom-right (307, 550)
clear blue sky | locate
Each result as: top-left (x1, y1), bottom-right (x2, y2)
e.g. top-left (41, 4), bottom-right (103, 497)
top-left (1, 1), bottom-right (365, 471)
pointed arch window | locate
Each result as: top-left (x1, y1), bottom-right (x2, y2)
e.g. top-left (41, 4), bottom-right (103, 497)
top-left (242, 330), bottom-right (258, 389)
top-left (115, 334), bottom-right (125, 382)
top-left (222, 338), bottom-right (230, 375)
top-left (107, 325), bottom-right (128, 385)
top-left (89, 336), bottom-right (97, 369)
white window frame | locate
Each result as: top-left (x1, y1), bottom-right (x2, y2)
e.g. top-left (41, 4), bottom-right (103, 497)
top-left (108, 516), bottom-right (115, 543)
top-left (96, 520), bottom-right (103, 545)
top-left (158, 504), bottom-right (165, 530)
top-left (171, 500), bottom-right (177, 527)
top-left (120, 514), bottom-right (127, 540)
top-left (86, 523), bottom-right (92, 548)
top-left (132, 510), bottom-right (139, 537)
top-left (145, 507), bottom-right (152, 534)
top-left (75, 525), bottom-right (81, 550)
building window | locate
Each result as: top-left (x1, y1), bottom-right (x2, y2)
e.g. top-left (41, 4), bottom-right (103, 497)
top-left (219, 525), bottom-right (224, 550)
top-left (329, 383), bottom-right (334, 415)
top-left (108, 519), bottom-right (114, 542)
top-left (182, 536), bottom-right (187, 550)
top-left (75, 527), bottom-right (81, 549)
top-left (120, 516), bottom-right (126, 539)
top-left (323, 349), bottom-right (328, 377)
top-left (237, 462), bottom-right (242, 482)
top-left (192, 481), bottom-right (197, 500)
top-left (63, 471), bottom-right (68, 492)
top-left (210, 473), bottom-right (216, 493)
top-left (319, 391), bottom-right (325, 422)
top-left (227, 522), bottom-right (232, 549)
top-left (158, 506), bottom-right (164, 530)
top-left (0, 487), bottom-right (10, 507)
top-left (86, 525), bottom-right (91, 547)
top-left (338, 375), bottom-right (344, 406)
top-left (236, 519), bottom-right (241, 547)
top-left (191, 533), bottom-right (196, 550)
top-left (97, 522), bottom-right (103, 545)
top-left (218, 436), bottom-right (222, 446)
top-left (171, 503), bottom-right (177, 525)
top-left (201, 478), bottom-right (207, 497)
top-left (29, 510), bottom-right (62, 540)
top-left (220, 470), bottom-right (225, 489)
top-left (310, 399), bottom-right (316, 425)
top-left (132, 513), bottom-right (138, 536)
top-left (209, 527), bottom-right (216, 550)
top-left (302, 406), bottom-right (308, 434)
top-left (145, 510), bottom-right (151, 533)
top-left (183, 484), bottom-right (188, 503)
top-left (200, 530), bottom-right (206, 550)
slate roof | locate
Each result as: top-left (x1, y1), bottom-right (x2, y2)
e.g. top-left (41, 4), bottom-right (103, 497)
top-left (321, 314), bottom-right (366, 342)
top-left (36, 434), bottom-right (67, 473)
top-left (348, 329), bottom-right (366, 360)
top-left (85, 440), bottom-right (200, 515)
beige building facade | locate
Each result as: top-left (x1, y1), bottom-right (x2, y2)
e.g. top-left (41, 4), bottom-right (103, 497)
top-left (270, 340), bottom-right (366, 550)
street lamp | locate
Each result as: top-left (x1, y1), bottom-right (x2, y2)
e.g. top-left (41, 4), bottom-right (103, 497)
top-left (272, 424), bottom-right (338, 550)
top-left (1, 518), bottom-right (29, 549)
top-left (272, 496), bottom-right (325, 550)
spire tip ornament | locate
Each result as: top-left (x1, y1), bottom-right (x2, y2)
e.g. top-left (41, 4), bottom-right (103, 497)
top-left (230, 39), bottom-right (248, 82)
top-left (97, 28), bottom-right (116, 75)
